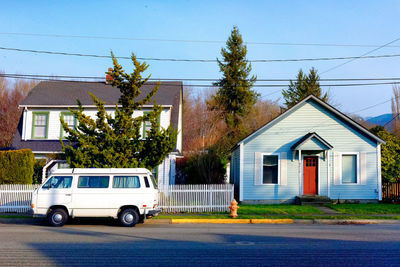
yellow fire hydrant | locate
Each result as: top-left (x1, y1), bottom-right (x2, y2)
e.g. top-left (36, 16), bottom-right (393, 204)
top-left (229, 199), bottom-right (239, 218)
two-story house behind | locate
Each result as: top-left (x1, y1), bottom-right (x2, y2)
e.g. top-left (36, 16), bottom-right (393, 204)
top-left (12, 80), bottom-right (183, 187)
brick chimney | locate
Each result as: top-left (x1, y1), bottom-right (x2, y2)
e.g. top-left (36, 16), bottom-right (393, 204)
top-left (106, 68), bottom-right (113, 84)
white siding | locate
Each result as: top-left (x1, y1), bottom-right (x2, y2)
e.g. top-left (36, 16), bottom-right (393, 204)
top-left (24, 107), bottom-right (172, 140)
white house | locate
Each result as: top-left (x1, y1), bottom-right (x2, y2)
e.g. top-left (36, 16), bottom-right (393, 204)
top-left (12, 80), bottom-right (183, 187)
top-left (230, 95), bottom-right (384, 203)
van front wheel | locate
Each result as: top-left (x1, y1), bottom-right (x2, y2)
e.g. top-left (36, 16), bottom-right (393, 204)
top-left (119, 209), bottom-right (139, 227)
top-left (48, 208), bottom-right (68, 227)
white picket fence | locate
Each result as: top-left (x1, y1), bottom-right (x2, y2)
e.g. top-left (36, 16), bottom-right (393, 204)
top-left (158, 184), bottom-right (234, 212)
top-left (0, 184), bottom-right (234, 213)
top-left (0, 184), bottom-right (39, 213)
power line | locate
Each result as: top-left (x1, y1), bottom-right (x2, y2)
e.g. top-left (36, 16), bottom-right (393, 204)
top-left (4, 73), bottom-right (400, 82)
top-left (2, 73), bottom-right (400, 87)
top-left (321, 35), bottom-right (400, 74)
top-left (2, 32), bottom-right (400, 48)
top-left (2, 46), bottom-right (400, 63)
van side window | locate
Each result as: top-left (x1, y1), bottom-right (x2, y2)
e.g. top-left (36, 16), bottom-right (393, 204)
top-left (144, 176), bottom-right (150, 188)
top-left (78, 176), bottom-right (109, 188)
top-left (113, 176), bottom-right (140, 188)
top-left (43, 176), bottom-right (73, 189)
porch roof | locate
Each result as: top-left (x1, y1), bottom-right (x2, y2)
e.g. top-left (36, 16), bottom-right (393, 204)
top-left (290, 132), bottom-right (333, 151)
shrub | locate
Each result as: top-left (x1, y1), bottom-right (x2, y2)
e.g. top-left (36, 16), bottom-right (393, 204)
top-left (184, 150), bottom-right (228, 184)
top-left (33, 159), bottom-right (47, 184)
top-left (0, 149), bottom-right (34, 184)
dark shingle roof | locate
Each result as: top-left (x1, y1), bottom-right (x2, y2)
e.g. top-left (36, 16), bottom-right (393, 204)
top-left (21, 81), bottom-right (182, 106)
top-left (13, 81), bottom-right (182, 153)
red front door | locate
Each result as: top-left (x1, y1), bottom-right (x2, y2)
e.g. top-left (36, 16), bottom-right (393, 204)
top-left (303, 156), bottom-right (318, 195)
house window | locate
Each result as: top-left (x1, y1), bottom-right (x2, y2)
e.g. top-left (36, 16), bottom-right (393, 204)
top-left (60, 112), bottom-right (76, 138)
top-left (342, 154), bottom-right (358, 184)
top-left (262, 154), bottom-right (279, 184)
top-left (142, 111), bottom-right (160, 139)
top-left (32, 112), bottom-right (49, 139)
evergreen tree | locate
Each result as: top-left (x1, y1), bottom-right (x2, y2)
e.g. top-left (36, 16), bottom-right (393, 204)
top-left (210, 26), bottom-right (258, 129)
top-left (370, 126), bottom-right (400, 183)
top-left (60, 53), bottom-right (177, 170)
top-left (282, 67), bottom-right (328, 108)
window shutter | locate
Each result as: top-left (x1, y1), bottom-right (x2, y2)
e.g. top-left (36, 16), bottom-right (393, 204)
top-left (360, 152), bottom-right (367, 185)
top-left (334, 152), bottom-right (340, 185)
top-left (254, 152), bottom-right (261, 185)
top-left (280, 152), bottom-right (287, 185)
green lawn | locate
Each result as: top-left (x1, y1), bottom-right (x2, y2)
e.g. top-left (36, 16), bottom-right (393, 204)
top-left (327, 203), bottom-right (400, 214)
top-left (237, 204), bottom-right (322, 215)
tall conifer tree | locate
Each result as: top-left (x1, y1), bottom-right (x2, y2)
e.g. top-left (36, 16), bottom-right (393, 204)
top-left (60, 53), bottom-right (177, 169)
top-left (282, 67), bottom-right (328, 108)
top-left (211, 26), bottom-right (258, 129)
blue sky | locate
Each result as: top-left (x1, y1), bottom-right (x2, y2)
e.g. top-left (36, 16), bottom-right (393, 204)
top-left (1, 0), bottom-right (400, 117)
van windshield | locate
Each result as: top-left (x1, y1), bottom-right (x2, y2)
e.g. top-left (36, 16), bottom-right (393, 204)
top-left (150, 175), bottom-right (158, 189)
top-left (43, 176), bottom-right (73, 189)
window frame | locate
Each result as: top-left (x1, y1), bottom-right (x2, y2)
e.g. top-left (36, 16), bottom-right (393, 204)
top-left (112, 175), bottom-right (141, 189)
top-left (142, 111), bottom-right (161, 139)
top-left (77, 176), bottom-right (110, 189)
top-left (60, 112), bottom-right (77, 138)
top-left (31, 112), bottom-right (49, 139)
top-left (260, 153), bottom-right (281, 185)
top-left (339, 152), bottom-right (360, 185)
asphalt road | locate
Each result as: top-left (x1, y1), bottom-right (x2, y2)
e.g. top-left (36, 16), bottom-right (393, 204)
top-left (0, 220), bottom-right (399, 266)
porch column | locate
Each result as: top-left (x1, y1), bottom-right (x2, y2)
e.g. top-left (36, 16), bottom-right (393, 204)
top-left (298, 149), bottom-right (302, 196)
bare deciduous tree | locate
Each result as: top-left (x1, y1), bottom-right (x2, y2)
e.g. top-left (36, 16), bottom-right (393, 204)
top-left (0, 73), bottom-right (38, 148)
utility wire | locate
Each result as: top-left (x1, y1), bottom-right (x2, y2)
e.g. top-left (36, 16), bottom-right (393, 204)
top-left (4, 73), bottom-right (400, 82)
top-left (2, 46), bottom-right (400, 63)
top-left (2, 32), bottom-right (400, 48)
top-left (321, 35), bottom-right (400, 74)
top-left (2, 74), bottom-right (400, 87)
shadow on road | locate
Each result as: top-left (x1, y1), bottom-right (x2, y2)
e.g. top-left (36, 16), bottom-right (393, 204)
top-left (25, 225), bottom-right (400, 266)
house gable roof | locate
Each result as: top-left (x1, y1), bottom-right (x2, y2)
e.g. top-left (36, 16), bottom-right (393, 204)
top-left (235, 95), bottom-right (384, 148)
top-left (290, 132), bottom-right (333, 151)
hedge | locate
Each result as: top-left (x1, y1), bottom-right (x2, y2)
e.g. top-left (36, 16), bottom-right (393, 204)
top-left (0, 149), bottom-right (34, 184)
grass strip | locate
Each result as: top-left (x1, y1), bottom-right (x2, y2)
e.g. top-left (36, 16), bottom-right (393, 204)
top-left (327, 203), bottom-right (400, 214)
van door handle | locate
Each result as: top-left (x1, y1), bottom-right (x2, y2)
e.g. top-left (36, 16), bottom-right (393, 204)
top-left (65, 194), bottom-right (72, 196)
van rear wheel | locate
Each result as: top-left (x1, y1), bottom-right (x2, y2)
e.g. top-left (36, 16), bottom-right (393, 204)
top-left (48, 208), bottom-right (68, 227)
top-left (119, 208), bottom-right (139, 227)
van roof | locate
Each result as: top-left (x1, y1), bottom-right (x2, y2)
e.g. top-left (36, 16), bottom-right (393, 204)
top-left (51, 168), bottom-right (152, 175)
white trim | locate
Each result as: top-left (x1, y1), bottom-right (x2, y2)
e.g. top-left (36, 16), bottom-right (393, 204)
top-left (339, 152), bottom-right (360, 185)
top-left (327, 150), bottom-right (331, 198)
top-left (22, 107), bottom-right (28, 141)
top-left (19, 104), bottom-right (173, 108)
top-left (377, 144), bottom-right (382, 200)
top-left (32, 151), bottom-right (63, 154)
top-left (301, 154), bottom-right (321, 195)
top-left (237, 95), bottom-right (385, 146)
top-left (298, 150), bottom-right (302, 195)
top-left (239, 143), bottom-right (244, 201)
top-left (259, 153), bottom-right (281, 185)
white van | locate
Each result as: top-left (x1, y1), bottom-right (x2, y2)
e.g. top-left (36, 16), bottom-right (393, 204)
top-left (31, 168), bottom-right (161, 227)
